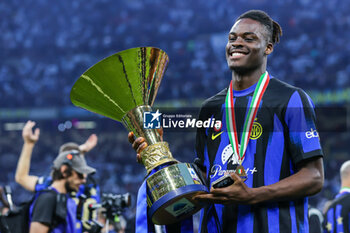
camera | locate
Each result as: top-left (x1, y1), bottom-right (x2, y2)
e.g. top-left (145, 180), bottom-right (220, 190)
top-left (86, 193), bottom-right (131, 233)
top-left (101, 193), bottom-right (131, 217)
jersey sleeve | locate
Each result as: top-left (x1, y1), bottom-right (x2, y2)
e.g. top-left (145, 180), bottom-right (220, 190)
top-left (285, 89), bottom-right (323, 165)
top-left (31, 191), bottom-right (56, 226)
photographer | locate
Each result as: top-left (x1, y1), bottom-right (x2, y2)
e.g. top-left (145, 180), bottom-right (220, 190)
top-left (29, 150), bottom-right (96, 233)
top-left (15, 120), bottom-right (101, 232)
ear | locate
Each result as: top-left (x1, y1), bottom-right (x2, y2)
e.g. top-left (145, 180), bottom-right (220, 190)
top-left (265, 42), bottom-right (273, 55)
top-left (60, 165), bottom-right (68, 177)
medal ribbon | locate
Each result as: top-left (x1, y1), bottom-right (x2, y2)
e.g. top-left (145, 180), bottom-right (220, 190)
top-left (225, 72), bottom-right (270, 164)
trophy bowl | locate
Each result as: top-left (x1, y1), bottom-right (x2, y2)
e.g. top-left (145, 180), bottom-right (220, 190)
top-left (70, 47), bottom-right (208, 225)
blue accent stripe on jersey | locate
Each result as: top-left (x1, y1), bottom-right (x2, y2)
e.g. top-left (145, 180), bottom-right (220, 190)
top-left (290, 202), bottom-right (298, 233)
top-left (206, 205), bottom-right (220, 233)
top-left (300, 198), bottom-right (308, 233)
top-left (236, 205), bottom-right (253, 233)
top-left (214, 204), bottom-right (224, 228)
top-left (204, 143), bottom-right (210, 181)
top-left (285, 91), bottom-right (321, 155)
top-left (232, 82), bottom-right (257, 97)
top-left (264, 115), bottom-right (284, 233)
top-left (206, 115), bottom-right (214, 136)
top-left (336, 204), bottom-right (343, 232)
top-left (285, 91), bottom-right (305, 152)
top-left (289, 160), bottom-right (296, 176)
top-left (199, 208), bottom-right (205, 233)
top-left (267, 203), bottom-right (279, 233)
top-left (265, 114), bottom-right (284, 185)
top-left (326, 207), bottom-right (334, 233)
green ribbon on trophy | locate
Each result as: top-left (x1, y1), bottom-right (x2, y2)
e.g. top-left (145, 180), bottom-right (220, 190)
top-left (70, 47), bottom-right (208, 225)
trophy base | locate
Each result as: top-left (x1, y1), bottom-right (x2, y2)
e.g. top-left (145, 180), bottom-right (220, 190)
top-left (146, 163), bottom-right (208, 225)
top-left (149, 184), bottom-right (207, 225)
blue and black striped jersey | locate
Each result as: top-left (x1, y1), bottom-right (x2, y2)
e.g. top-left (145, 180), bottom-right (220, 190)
top-left (195, 77), bottom-right (323, 233)
top-left (323, 190), bottom-right (350, 233)
top-left (35, 175), bottom-right (100, 233)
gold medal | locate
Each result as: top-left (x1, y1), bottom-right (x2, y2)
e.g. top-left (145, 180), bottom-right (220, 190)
top-left (235, 164), bottom-right (247, 181)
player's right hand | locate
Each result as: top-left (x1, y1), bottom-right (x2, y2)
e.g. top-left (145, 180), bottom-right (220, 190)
top-left (128, 132), bottom-right (148, 163)
top-left (128, 128), bottom-right (163, 163)
top-left (22, 120), bottom-right (40, 144)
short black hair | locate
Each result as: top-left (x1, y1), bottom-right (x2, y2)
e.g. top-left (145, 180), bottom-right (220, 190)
top-left (237, 10), bottom-right (282, 44)
top-left (51, 164), bottom-right (73, 181)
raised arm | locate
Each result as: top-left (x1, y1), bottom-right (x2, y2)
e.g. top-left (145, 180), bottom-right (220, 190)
top-left (15, 120), bottom-right (40, 192)
top-left (79, 134), bottom-right (98, 154)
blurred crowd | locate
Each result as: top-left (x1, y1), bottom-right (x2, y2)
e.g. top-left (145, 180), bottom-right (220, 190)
top-left (1, 0), bottom-right (350, 230)
top-left (1, 0), bottom-right (350, 108)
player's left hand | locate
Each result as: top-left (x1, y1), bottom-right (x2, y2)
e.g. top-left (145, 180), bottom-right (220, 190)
top-left (193, 172), bottom-right (255, 205)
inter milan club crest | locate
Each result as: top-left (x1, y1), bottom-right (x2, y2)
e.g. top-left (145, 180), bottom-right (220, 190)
top-left (250, 118), bottom-right (263, 140)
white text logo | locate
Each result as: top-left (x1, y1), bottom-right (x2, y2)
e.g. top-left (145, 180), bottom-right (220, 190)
top-left (209, 165), bottom-right (257, 178)
top-left (305, 128), bottom-right (319, 139)
top-left (162, 118), bottom-right (221, 129)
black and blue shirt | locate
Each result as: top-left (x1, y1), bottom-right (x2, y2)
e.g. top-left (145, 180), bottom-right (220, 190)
top-left (323, 188), bottom-right (350, 233)
top-left (35, 176), bottom-right (100, 233)
top-left (195, 77), bottom-right (323, 233)
top-left (29, 187), bottom-right (77, 233)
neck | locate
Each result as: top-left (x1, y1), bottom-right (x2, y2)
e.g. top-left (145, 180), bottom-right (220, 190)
top-left (231, 66), bottom-right (266, 91)
top-left (341, 181), bottom-right (350, 190)
top-left (51, 180), bottom-right (67, 194)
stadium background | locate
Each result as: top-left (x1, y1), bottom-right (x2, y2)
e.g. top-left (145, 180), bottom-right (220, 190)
top-left (1, 0), bottom-right (349, 230)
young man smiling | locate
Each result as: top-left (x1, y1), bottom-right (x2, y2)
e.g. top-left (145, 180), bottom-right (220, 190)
top-left (192, 10), bottom-right (324, 233)
top-left (129, 10), bottom-right (324, 233)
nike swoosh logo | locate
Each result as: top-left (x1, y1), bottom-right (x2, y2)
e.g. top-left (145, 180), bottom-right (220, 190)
top-left (211, 131), bottom-right (224, 140)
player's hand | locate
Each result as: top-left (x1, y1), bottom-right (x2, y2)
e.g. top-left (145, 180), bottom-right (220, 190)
top-left (22, 120), bottom-right (40, 144)
top-left (79, 134), bottom-right (98, 154)
top-left (193, 172), bottom-right (255, 204)
top-left (128, 128), bottom-right (163, 163)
